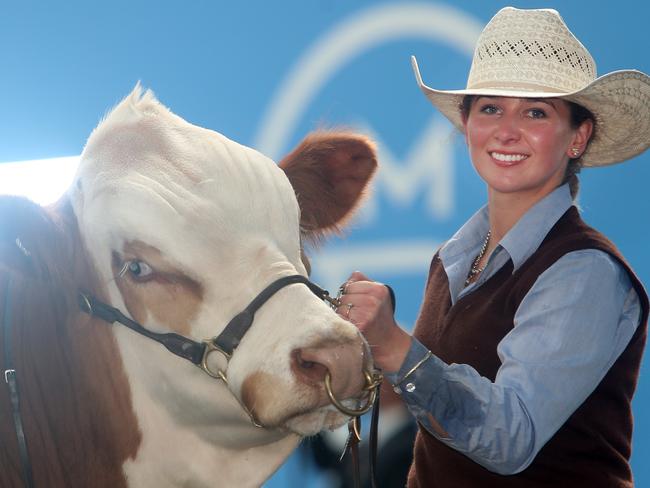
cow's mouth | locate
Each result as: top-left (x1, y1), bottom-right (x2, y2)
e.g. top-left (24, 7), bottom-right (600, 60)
top-left (283, 405), bottom-right (351, 436)
top-left (240, 368), bottom-right (381, 436)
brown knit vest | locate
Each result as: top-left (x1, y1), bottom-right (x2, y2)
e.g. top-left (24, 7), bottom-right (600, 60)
top-left (408, 207), bottom-right (649, 488)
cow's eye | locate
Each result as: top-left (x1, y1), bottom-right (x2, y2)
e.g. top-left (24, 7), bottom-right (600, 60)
top-left (126, 260), bottom-right (154, 281)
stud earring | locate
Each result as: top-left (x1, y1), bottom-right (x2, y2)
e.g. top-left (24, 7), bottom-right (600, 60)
top-left (570, 148), bottom-right (581, 157)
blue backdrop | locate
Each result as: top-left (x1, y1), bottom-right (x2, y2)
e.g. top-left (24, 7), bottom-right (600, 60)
top-left (1, 1), bottom-right (648, 485)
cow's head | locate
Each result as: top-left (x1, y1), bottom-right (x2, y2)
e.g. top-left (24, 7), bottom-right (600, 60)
top-left (69, 87), bottom-right (377, 439)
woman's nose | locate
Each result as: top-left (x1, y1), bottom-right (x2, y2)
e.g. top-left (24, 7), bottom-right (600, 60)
top-left (493, 115), bottom-right (521, 144)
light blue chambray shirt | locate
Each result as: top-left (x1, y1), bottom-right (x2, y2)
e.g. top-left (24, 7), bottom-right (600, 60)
top-left (386, 184), bottom-right (642, 475)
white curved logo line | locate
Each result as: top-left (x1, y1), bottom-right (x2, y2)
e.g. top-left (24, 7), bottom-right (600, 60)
top-left (254, 2), bottom-right (483, 159)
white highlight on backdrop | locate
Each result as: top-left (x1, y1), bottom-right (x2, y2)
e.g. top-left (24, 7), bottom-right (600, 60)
top-left (0, 156), bottom-right (79, 205)
top-left (254, 3), bottom-right (482, 293)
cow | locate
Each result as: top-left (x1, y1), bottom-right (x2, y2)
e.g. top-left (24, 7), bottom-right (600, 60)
top-left (0, 86), bottom-right (378, 487)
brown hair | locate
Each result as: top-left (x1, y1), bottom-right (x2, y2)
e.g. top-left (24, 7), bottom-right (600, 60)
top-left (460, 96), bottom-right (596, 199)
top-left (565, 101), bottom-right (596, 199)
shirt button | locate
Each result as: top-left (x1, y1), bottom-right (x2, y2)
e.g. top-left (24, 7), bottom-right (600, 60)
top-left (405, 382), bottom-right (416, 393)
top-left (392, 385), bottom-right (402, 395)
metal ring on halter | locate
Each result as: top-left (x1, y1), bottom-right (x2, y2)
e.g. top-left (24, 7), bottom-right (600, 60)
top-left (324, 369), bottom-right (383, 417)
top-left (200, 341), bottom-right (230, 383)
top-left (80, 294), bottom-right (93, 315)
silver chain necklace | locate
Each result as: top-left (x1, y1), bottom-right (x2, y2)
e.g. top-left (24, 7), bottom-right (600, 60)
top-left (465, 230), bottom-right (491, 286)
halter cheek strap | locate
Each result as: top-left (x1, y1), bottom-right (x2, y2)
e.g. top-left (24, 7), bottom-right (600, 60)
top-left (78, 294), bottom-right (207, 365)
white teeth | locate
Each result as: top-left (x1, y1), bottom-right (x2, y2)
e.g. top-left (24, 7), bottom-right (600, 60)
top-left (491, 152), bottom-right (527, 162)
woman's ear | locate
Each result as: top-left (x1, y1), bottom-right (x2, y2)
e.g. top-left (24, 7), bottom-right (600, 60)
top-left (568, 118), bottom-right (594, 158)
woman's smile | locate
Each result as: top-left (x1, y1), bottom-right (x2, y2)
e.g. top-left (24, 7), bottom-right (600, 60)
top-left (489, 151), bottom-right (529, 165)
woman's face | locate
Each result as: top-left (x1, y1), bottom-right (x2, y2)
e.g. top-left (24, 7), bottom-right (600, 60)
top-left (463, 96), bottom-right (591, 202)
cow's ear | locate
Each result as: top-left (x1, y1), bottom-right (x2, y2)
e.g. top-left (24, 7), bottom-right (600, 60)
top-left (279, 131), bottom-right (377, 242)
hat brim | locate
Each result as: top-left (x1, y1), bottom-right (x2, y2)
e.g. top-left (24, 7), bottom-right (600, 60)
top-left (412, 56), bottom-right (650, 167)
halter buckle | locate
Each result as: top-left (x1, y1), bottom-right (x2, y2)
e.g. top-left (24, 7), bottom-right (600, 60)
top-left (199, 341), bottom-right (230, 383)
top-left (4, 369), bottom-right (15, 384)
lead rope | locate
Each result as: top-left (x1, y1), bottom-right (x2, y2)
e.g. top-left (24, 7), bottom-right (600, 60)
top-left (3, 276), bottom-right (35, 488)
top-left (343, 416), bottom-right (362, 488)
top-left (341, 379), bottom-right (381, 488)
top-left (368, 383), bottom-right (380, 488)
top-left (340, 284), bottom-right (395, 488)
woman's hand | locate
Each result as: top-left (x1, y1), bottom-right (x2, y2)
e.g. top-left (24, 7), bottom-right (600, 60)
top-left (337, 271), bottom-right (412, 372)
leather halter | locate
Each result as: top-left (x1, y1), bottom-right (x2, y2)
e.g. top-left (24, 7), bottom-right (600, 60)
top-left (78, 274), bottom-right (342, 380)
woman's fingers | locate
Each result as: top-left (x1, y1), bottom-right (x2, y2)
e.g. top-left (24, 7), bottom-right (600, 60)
top-left (336, 276), bottom-right (393, 333)
top-left (336, 271), bottom-right (411, 371)
top-left (348, 270), bottom-right (370, 283)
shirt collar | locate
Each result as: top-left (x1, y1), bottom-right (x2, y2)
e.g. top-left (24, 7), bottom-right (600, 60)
top-left (440, 205), bottom-right (489, 263)
top-left (440, 184), bottom-right (574, 271)
top-left (499, 184), bottom-right (573, 270)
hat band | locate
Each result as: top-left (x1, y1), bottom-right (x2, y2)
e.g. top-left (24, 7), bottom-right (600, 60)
top-left (467, 80), bottom-right (575, 94)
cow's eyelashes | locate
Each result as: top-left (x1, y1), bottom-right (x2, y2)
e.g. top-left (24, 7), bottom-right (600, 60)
top-left (120, 259), bottom-right (155, 282)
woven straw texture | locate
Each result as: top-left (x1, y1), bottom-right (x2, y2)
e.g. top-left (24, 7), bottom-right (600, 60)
top-left (468, 8), bottom-right (596, 93)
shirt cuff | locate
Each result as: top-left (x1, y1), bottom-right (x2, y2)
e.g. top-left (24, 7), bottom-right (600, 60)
top-left (385, 338), bottom-right (442, 397)
top-left (384, 338), bottom-right (452, 440)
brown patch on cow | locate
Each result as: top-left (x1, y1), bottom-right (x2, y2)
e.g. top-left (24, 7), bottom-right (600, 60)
top-left (111, 240), bottom-right (203, 336)
top-left (0, 195), bottom-right (141, 487)
top-left (240, 371), bottom-right (280, 426)
top-left (240, 371), bottom-right (316, 428)
top-left (279, 131), bottom-right (378, 245)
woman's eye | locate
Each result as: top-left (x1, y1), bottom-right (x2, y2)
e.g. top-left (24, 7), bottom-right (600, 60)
top-left (479, 104), bottom-right (499, 115)
top-left (527, 108), bottom-right (546, 119)
top-left (126, 260), bottom-right (154, 281)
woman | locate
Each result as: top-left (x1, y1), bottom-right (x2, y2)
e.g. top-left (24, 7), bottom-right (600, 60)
top-left (337, 7), bottom-right (649, 487)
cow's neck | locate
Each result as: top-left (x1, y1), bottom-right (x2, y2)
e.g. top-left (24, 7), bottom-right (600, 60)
top-left (113, 328), bottom-right (300, 487)
top-left (123, 411), bottom-right (299, 487)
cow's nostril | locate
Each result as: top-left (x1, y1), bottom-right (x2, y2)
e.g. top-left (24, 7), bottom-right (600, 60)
top-left (291, 349), bottom-right (329, 385)
top-left (291, 339), bottom-right (367, 402)
top-left (299, 358), bottom-right (316, 369)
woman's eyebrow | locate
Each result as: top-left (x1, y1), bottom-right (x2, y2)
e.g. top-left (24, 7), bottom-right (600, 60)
top-left (525, 98), bottom-right (557, 108)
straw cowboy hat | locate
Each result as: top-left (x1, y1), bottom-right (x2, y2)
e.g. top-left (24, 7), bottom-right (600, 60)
top-left (412, 6), bottom-right (650, 167)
